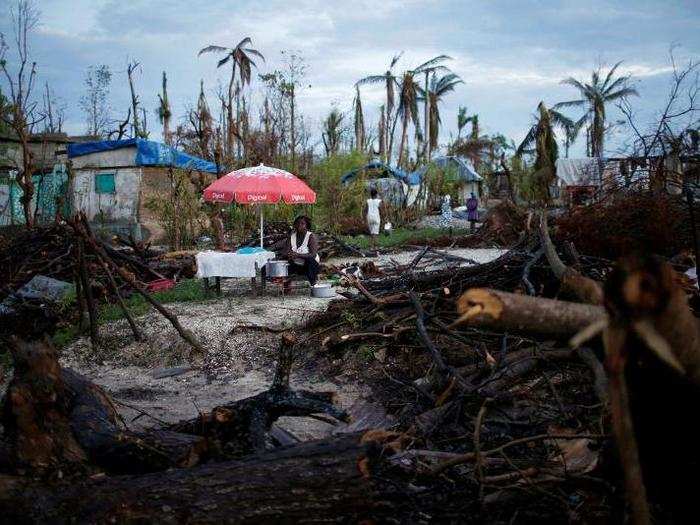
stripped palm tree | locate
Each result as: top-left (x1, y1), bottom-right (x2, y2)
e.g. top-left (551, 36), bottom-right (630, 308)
top-left (517, 102), bottom-right (573, 202)
top-left (456, 106), bottom-right (469, 141)
top-left (356, 52), bottom-right (402, 162)
top-left (157, 71), bottom-right (172, 145)
top-left (555, 61), bottom-right (638, 157)
top-left (198, 38), bottom-right (265, 158)
top-left (421, 73), bottom-right (463, 154)
top-left (322, 108), bottom-right (344, 157)
top-left (194, 80), bottom-right (214, 158)
top-left (353, 85), bottom-right (365, 153)
top-left (396, 70), bottom-right (422, 168)
top-left (414, 55), bottom-right (452, 161)
top-left (378, 105), bottom-right (386, 159)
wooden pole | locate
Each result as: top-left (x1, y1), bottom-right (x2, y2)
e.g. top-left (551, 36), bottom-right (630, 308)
top-left (76, 239), bottom-right (99, 346)
top-left (96, 252), bottom-right (144, 342)
top-left (75, 214), bottom-right (204, 356)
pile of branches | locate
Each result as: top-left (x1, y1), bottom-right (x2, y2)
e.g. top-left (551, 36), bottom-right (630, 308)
top-left (0, 224), bottom-right (195, 305)
top-left (0, 215), bottom-right (203, 352)
top-left (296, 214), bottom-right (700, 523)
top-left (0, 224), bottom-right (75, 300)
top-left (2, 207), bottom-right (698, 522)
top-left (556, 192), bottom-right (699, 260)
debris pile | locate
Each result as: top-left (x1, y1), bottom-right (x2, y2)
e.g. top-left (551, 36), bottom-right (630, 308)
top-left (1, 199), bottom-right (699, 522)
top-left (292, 217), bottom-right (700, 523)
top-left (0, 224), bottom-right (195, 305)
top-left (556, 193), bottom-right (699, 259)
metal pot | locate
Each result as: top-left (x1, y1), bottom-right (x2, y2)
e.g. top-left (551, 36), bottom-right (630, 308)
top-left (266, 260), bottom-right (289, 278)
top-left (311, 282), bottom-right (335, 298)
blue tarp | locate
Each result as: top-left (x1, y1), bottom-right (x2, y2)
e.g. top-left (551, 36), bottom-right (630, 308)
top-left (341, 160), bottom-right (419, 186)
top-left (414, 156), bottom-right (483, 183)
top-left (67, 138), bottom-right (219, 174)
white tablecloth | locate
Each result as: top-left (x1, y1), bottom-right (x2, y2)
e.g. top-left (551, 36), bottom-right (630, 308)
top-left (195, 250), bottom-right (275, 278)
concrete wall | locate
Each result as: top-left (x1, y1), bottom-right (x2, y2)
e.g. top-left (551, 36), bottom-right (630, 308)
top-left (458, 182), bottom-right (481, 204)
top-left (70, 147), bottom-right (136, 170)
top-left (70, 166), bottom-right (143, 236)
top-left (0, 165), bottom-right (68, 226)
top-left (0, 180), bottom-right (16, 225)
top-left (0, 142), bottom-right (23, 169)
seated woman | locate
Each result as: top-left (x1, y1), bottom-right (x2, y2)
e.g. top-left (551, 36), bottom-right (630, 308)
top-left (273, 215), bottom-right (320, 286)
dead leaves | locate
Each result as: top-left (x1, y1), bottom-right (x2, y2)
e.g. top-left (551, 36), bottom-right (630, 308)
top-left (357, 429), bottom-right (410, 479)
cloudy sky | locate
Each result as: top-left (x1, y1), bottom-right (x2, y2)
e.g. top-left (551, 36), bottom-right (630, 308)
top-left (1, 0), bottom-right (699, 156)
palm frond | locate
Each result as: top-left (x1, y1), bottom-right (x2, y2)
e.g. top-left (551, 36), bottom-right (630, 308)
top-left (549, 109), bottom-right (575, 130)
top-left (560, 77), bottom-right (592, 96)
top-left (244, 48), bottom-right (266, 61)
top-left (217, 55), bottom-right (232, 68)
top-left (602, 75), bottom-right (634, 96)
top-left (434, 75), bottom-right (464, 95)
top-left (553, 98), bottom-right (587, 109)
top-left (602, 61), bottom-right (624, 89)
top-left (414, 54), bottom-right (452, 73)
top-left (199, 45), bottom-right (228, 56)
top-left (235, 37), bottom-right (252, 49)
top-left (604, 86), bottom-right (639, 101)
top-left (573, 113), bottom-right (588, 131)
top-left (390, 51), bottom-right (404, 69)
top-left (516, 125), bottom-right (537, 156)
top-left (356, 75), bottom-right (388, 86)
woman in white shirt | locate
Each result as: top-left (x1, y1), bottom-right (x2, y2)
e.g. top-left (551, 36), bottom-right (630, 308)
top-left (364, 188), bottom-right (382, 250)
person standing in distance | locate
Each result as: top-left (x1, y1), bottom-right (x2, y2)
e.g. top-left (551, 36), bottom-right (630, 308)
top-left (364, 187), bottom-right (382, 251)
top-left (467, 192), bottom-right (479, 233)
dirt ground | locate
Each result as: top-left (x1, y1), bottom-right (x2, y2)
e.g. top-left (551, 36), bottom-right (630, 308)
top-left (57, 247), bottom-right (506, 441)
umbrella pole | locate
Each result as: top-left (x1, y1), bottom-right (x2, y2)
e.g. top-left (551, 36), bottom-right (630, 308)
top-left (260, 205), bottom-right (264, 248)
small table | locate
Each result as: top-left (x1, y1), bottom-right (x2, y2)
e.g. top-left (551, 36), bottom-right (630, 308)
top-left (195, 250), bottom-right (276, 296)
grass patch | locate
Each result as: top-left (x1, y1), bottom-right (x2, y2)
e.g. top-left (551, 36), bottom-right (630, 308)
top-left (344, 227), bottom-right (470, 249)
top-left (99, 278), bottom-right (207, 323)
top-left (52, 324), bottom-right (82, 349)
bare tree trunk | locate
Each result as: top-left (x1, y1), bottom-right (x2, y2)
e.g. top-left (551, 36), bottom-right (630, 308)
top-left (226, 64), bottom-right (236, 159)
top-left (424, 71), bottom-right (430, 162)
top-left (127, 62), bottom-right (141, 138)
top-left (17, 128), bottom-right (35, 228)
top-left (386, 94), bottom-right (395, 164)
top-left (378, 106), bottom-right (386, 162)
top-left (397, 114), bottom-right (409, 168)
top-left (290, 83), bottom-right (296, 170)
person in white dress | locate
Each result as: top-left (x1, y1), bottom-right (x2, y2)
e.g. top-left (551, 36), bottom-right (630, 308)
top-left (364, 188), bottom-right (382, 250)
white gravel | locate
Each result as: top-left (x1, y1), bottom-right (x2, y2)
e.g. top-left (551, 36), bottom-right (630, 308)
top-left (327, 247), bottom-right (507, 273)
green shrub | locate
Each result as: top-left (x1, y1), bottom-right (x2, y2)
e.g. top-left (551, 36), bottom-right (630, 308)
top-left (145, 169), bottom-right (208, 249)
top-left (99, 279), bottom-right (208, 323)
top-left (309, 151), bottom-right (368, 233)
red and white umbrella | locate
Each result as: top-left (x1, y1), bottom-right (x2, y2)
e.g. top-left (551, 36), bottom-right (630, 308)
top-left (203, 164), bottom-right (316, 247)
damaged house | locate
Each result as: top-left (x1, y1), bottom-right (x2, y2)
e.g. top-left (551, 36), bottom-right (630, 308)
top-left (66, 138), bottom-right (219, 240)
top-left (0, 132), bottom-right (73, 226)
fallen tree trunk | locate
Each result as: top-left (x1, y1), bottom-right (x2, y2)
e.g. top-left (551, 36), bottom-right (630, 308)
top-left (0, 434), bottom-right (408, 524)
top-left (453, 288), bottom-right (605, 338)
top-left (540, 212), bottom-right (603, 305)
top-left (1, 339), bottom-right (209, 475)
